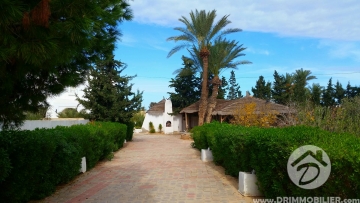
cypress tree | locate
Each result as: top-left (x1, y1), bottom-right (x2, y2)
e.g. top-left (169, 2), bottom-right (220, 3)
top-left (322, 78), bottom-right (335, 107)
top-left (227, 70), bottom-right (242, 100)
top-left (334, 81), bottom-right (345, 105)
top-left (252, 75), bottom-right (271, 100)
top-left (77, 58), bottom-right (143, 123)
top-left (217, 76), bottom-right (228, 99)
top-left (168, 57), bottom-right (201, 114)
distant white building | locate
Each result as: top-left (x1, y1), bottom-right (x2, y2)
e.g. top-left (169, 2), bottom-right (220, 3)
top-left (46, 84), bottom-right (86, 118)
top-left (141, 99), bottom-right (184, 134)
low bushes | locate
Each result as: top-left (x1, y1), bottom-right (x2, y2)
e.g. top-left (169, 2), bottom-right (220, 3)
top-left (191, 122), bottom-right (360, 198)
top-left (0, 122), bottom-right (127, 203)
top-left (124, 121), bottom-right (135, 141)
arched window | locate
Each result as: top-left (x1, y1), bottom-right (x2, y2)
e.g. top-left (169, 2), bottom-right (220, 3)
top-left (166, 121), bottom-right (171, 127)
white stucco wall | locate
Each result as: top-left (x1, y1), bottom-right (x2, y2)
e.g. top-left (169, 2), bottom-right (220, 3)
top-left (0, 119), bottom-right (89, 131)
top-left (141, 99), bottom-right (184, 133)
top-left (46, 84), bottom-right (86, 118)
top-left (163, 100), bottom-right (173, 134)
top-left (142, 112), bottom-right (163, 132)
top-left (173, 114), bottom-right (184, 132)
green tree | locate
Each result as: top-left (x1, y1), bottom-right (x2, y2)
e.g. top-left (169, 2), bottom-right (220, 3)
top-left (77, 58), bottom-right (143, 123)
top-left (57, 108), bottom-right (89, 119)
top-left (272, 71), bottom-right (286, 104)
top-left (227, 70), bottom-right (242, 100)
top-left (322, 78), bottom-right (335, 107)
top-left (309, 83), bottom-right (323, 106)
top-left (0, 0), bottom-right (132, 129)
top-left (168, 57), bottom-right (201, 114)
top-left (334, 81), bottom-right (345, 105)
top-left (271, 71), bottom-right (293, 105)
top-left (292, 68), bottom-right (317, 104)
top-left (217, 76), bottom-right (228, 99)
top-left (345, 82), bottom-right (360, 99)
top-left (252, 76), bottom-right (272, 100)
top-left (167, 9), bottom-right (241, 126)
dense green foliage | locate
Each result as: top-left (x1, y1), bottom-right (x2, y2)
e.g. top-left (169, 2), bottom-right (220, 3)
top-left (251, 75), bottom-right (272, 100)
top-left (227, 70), bottom-right (243, 99)
top-left (271, 70), bottom-right (359, 107)
top-left (0, 122), bottom-right (126, 202)
top-left (0, 0), bottom-right (132, 129)
top-left (149, 122), bottom-right (155, 133)
top-left (124, 121), bottom-right (135, 141)
top-left (217, 76), bottom-right (228, 99)
top-left (168, 57), bottom-right (201, 114)
top-left (57, 108), bottom-right (89, 118)
top-left (191, 122), bottom-right (360, 198)
top-left (77, 58), bottom-right (143, 123)
top-left (296, 96), bottom-right (360, 136)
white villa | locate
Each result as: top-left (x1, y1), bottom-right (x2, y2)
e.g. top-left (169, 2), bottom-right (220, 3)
top-left (46, 84), bottom-right (86, 118)
top-left (141, 99), bottom-right (184, 134)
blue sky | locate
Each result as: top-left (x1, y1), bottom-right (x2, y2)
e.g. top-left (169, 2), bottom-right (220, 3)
top-left (113, 0), bottom-right (360, 109)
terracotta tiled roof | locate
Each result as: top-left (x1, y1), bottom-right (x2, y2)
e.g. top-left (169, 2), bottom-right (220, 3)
top-left (180, 96), bottom-right (292, 115)
top-left (147, 99), bottom-right (165, 113)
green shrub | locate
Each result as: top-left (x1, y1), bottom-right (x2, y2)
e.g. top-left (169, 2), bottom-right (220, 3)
top-left (57, 108), bottom-right (89, 118)
top-left (0, 121), bottom-right (127, 202)
top-left (124, 121), bottom-right (134, 141)
top-left (149, 122), bottom-right (155, 133)
top-left (158, 124), bottom-right (162, 133)
top-left (191, 122), bottom-right (360, 198)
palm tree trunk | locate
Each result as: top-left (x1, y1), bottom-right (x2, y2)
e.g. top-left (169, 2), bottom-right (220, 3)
top-left (198, 49), bottom-right (210, 126)
top-left (205, 75), bottom-right (221, 123)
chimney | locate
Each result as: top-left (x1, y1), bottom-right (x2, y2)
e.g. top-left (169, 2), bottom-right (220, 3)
top-left (246, 91), bottom-right (251, 97)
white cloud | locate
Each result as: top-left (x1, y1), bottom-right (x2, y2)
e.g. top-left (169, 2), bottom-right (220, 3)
top-left (247, 47), bottom-right (270, 55)
top-left (129, 0), bottom-right (360, 41)
top-left (318, 40), bottom-right (360, 61)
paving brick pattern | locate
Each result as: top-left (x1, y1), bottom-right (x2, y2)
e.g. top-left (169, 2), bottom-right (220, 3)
top-left (33, 134), bottom-right (254, 203)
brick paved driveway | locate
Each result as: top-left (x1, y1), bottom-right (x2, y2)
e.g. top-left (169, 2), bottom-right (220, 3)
top-left (34, 133), bottom-right (254, 203)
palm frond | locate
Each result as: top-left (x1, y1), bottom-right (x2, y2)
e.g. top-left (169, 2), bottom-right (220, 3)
top-left (167, 44), bottom-right (188, 58)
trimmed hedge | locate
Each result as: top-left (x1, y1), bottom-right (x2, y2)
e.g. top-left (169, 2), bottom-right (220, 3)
top-left (124, 121), bottom-right (135, 141)
top-left (191, 122), bottom-right (360, 198)
top-left (0, 122), bottom-right (127, 203)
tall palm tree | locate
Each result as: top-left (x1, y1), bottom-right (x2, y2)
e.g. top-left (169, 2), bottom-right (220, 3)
top-left (293, 68), bottom-right (317, 103)
top-left (204, 38), bottom-right (251, 123)
top-left (167, 10), bottom-right (241, 126)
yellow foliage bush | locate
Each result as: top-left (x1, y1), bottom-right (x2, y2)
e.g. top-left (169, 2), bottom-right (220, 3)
top-left (231, 102), bottom-right (278, 127)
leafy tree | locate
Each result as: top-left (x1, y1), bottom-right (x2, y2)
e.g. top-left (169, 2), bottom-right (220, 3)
top-left (334, 81), bottom-right (345, 105)
top-left (57, 108), bottom-right (89, 119)
top-left (322, 78), bottom-right (335, 107)
top-left (309, 83), bottom-right (323, 106)
top-left (272, 71), bottom-right (286, 104)
top-left (167, 9), bottom-right (241, 126)
top-left (227, 70), bottom-right (243, 100)
top-left (217, 76), bottom-right (228, 99)
top-left (0, 0), bottom-right (132, 129)
top-left (292, 68), bottom-right (317, 103)
top-left (24, 103), bottom-right (51, 120)
top-left (252, 76), bottom-right (272, 100)
top-left (345, 82), bottom-right (360, 99)
top-left (271, 71), bottom-right (293, 105)
top-left (168, 57), bottom-right (201, 114)
top-left (77, 58), bottom-right (143, 123)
